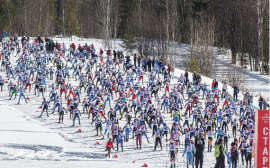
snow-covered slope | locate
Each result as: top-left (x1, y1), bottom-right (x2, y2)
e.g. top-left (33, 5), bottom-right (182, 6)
top-left (0, 37), bottom-right (257, 167)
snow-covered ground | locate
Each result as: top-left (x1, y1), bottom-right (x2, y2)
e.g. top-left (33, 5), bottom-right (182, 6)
top-left (170, 44), bottom-right (269, 107)
top-left (0, 37), bottom-right (260, 167)
top-left (213, 49), bottom-right (269, 99)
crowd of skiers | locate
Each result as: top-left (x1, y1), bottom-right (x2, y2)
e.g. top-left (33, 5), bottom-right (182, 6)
top-left (0, 33), bottom-right (268, 168)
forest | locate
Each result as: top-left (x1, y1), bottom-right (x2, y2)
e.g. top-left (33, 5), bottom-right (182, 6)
top-left (0, 0), bottom-right (269, 75)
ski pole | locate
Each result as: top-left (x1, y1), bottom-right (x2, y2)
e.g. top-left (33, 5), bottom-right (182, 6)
top-left (203, 151), bottom-right (209, 161)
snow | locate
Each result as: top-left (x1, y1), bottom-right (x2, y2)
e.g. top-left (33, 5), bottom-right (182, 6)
top-left (213, 49), bottom-right (269, 98)
top-left (172, 44), bottom-right (269, 104)
top-left (0, 36), bottom-right (261, 167)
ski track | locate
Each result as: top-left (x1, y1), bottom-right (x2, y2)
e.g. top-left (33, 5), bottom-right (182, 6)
top-left (0, 38), bottom-right (257, 167)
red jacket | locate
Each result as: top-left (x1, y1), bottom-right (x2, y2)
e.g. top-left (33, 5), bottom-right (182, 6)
top-left (72, 43), bottom-right (76, 50)
top-left (106, 141), bottom-right (113, 148)
top-left (211, 80), bottom-right (215, 88)
top-left (78, 44), bottom-right (82, 50)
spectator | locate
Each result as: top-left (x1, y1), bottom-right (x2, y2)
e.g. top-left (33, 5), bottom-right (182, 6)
top-left (167, 64), bottom-right (171, 74)
top-left (214, 79), bottom-right (218, 89)
top-left (184, 70), bottom-right (189, 85)
top-left (125, 55), bottom-right (130, 64)
top-left (193, 71), bottom-right (197, 85)
top-left (141, 58), bottom-right (145, 71)
top-left (258, 95), bottom-right (263, 110)
top-left (230, 139), bottom-right (238, 168)
top-left (211, 80), bottom-right (215, 90)
top-left (3, 31), bottom-right (7, 38)
top-left (232, 84), bottom-right (239, 100)
top-left (147, 59), bottom-right (151, 72)
top-left (133, 54), bottom-right (137, 68)
top-left (37, 35), bottom-right (42, 43)
top-left (138, 57), bottom-right (141, 67)
top-left (263, 99), bottom-right (269, 110)
top-left (113, 50), bottom-right (117, 59)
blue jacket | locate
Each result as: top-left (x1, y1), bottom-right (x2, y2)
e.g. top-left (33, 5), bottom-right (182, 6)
top-left (141, 59), bottom-right (145, 66)
top-left (3, 31), bottom-right (7, 37)
top-left (161, 63), bottom-right (166, 69)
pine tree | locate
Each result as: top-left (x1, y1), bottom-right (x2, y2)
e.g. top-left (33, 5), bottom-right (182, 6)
top-left (120, 33), bottom-right (136, 53)
top-left (64, 0), bottom-right (81, 40)
top-left (188, 57), bottom-right (201, 74)
top-left (0, 0), bottom-right (11, 33)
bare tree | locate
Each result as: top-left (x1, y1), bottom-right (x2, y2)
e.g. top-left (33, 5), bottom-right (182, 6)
top-left (190, 15), bottom-right (215, 77)
top-left (98, 0), bottom-right (112, 48)
top-left (111, 0), bottom-right (121, 48)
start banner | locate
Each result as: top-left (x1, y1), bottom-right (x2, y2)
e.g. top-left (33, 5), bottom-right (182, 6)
top-left (255, 110), bottom-right (270, 168)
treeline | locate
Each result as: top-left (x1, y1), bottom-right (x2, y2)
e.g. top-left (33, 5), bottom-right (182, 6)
top-left (0, 0), bottom-right (269, 74)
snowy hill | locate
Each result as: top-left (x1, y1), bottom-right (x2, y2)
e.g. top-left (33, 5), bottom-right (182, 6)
top-left (0, 37), bottom-right (258, 168)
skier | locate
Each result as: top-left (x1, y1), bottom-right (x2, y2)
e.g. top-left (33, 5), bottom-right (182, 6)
top-left (0, 76), bottom-right (4, 92)
top-left (39, 98), bottom-right (49, 117)
top-left (105, 138), bottom-right (114, 158)
top-left (17, 86), bottom-right (28, 104)
top-left (92, 115), bottom-right (102, 135)
top-left (58, 105), bottom-right (66, 123)
top-left (169, 140), bottom-right (177, 168)
top-left (116, 130), bottom-right (124, 152)
top-left (103, 119), bottom-right (112, 139)
top-left (183, 140), bottom-right (195, 168)
top-left (153, 130), bottom-right (162, 150)
top-left (123, 123), bottom-right (131, 142)
top-left (72, 108), bottom-right (81, 126)
top-left (135, 126), bottom-right (142, 149)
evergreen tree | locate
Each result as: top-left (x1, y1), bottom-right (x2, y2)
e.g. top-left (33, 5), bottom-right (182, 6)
top-left (0, 0), bottom-right (10, 33)
top-left (64, 0), bottom-right (81, 40)
top-left (118, 0), bottom-right (137, 37)
top-left (188, 57), bottom-right (201, 74)
top-left (120, 33), bottom-right (136, 53)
